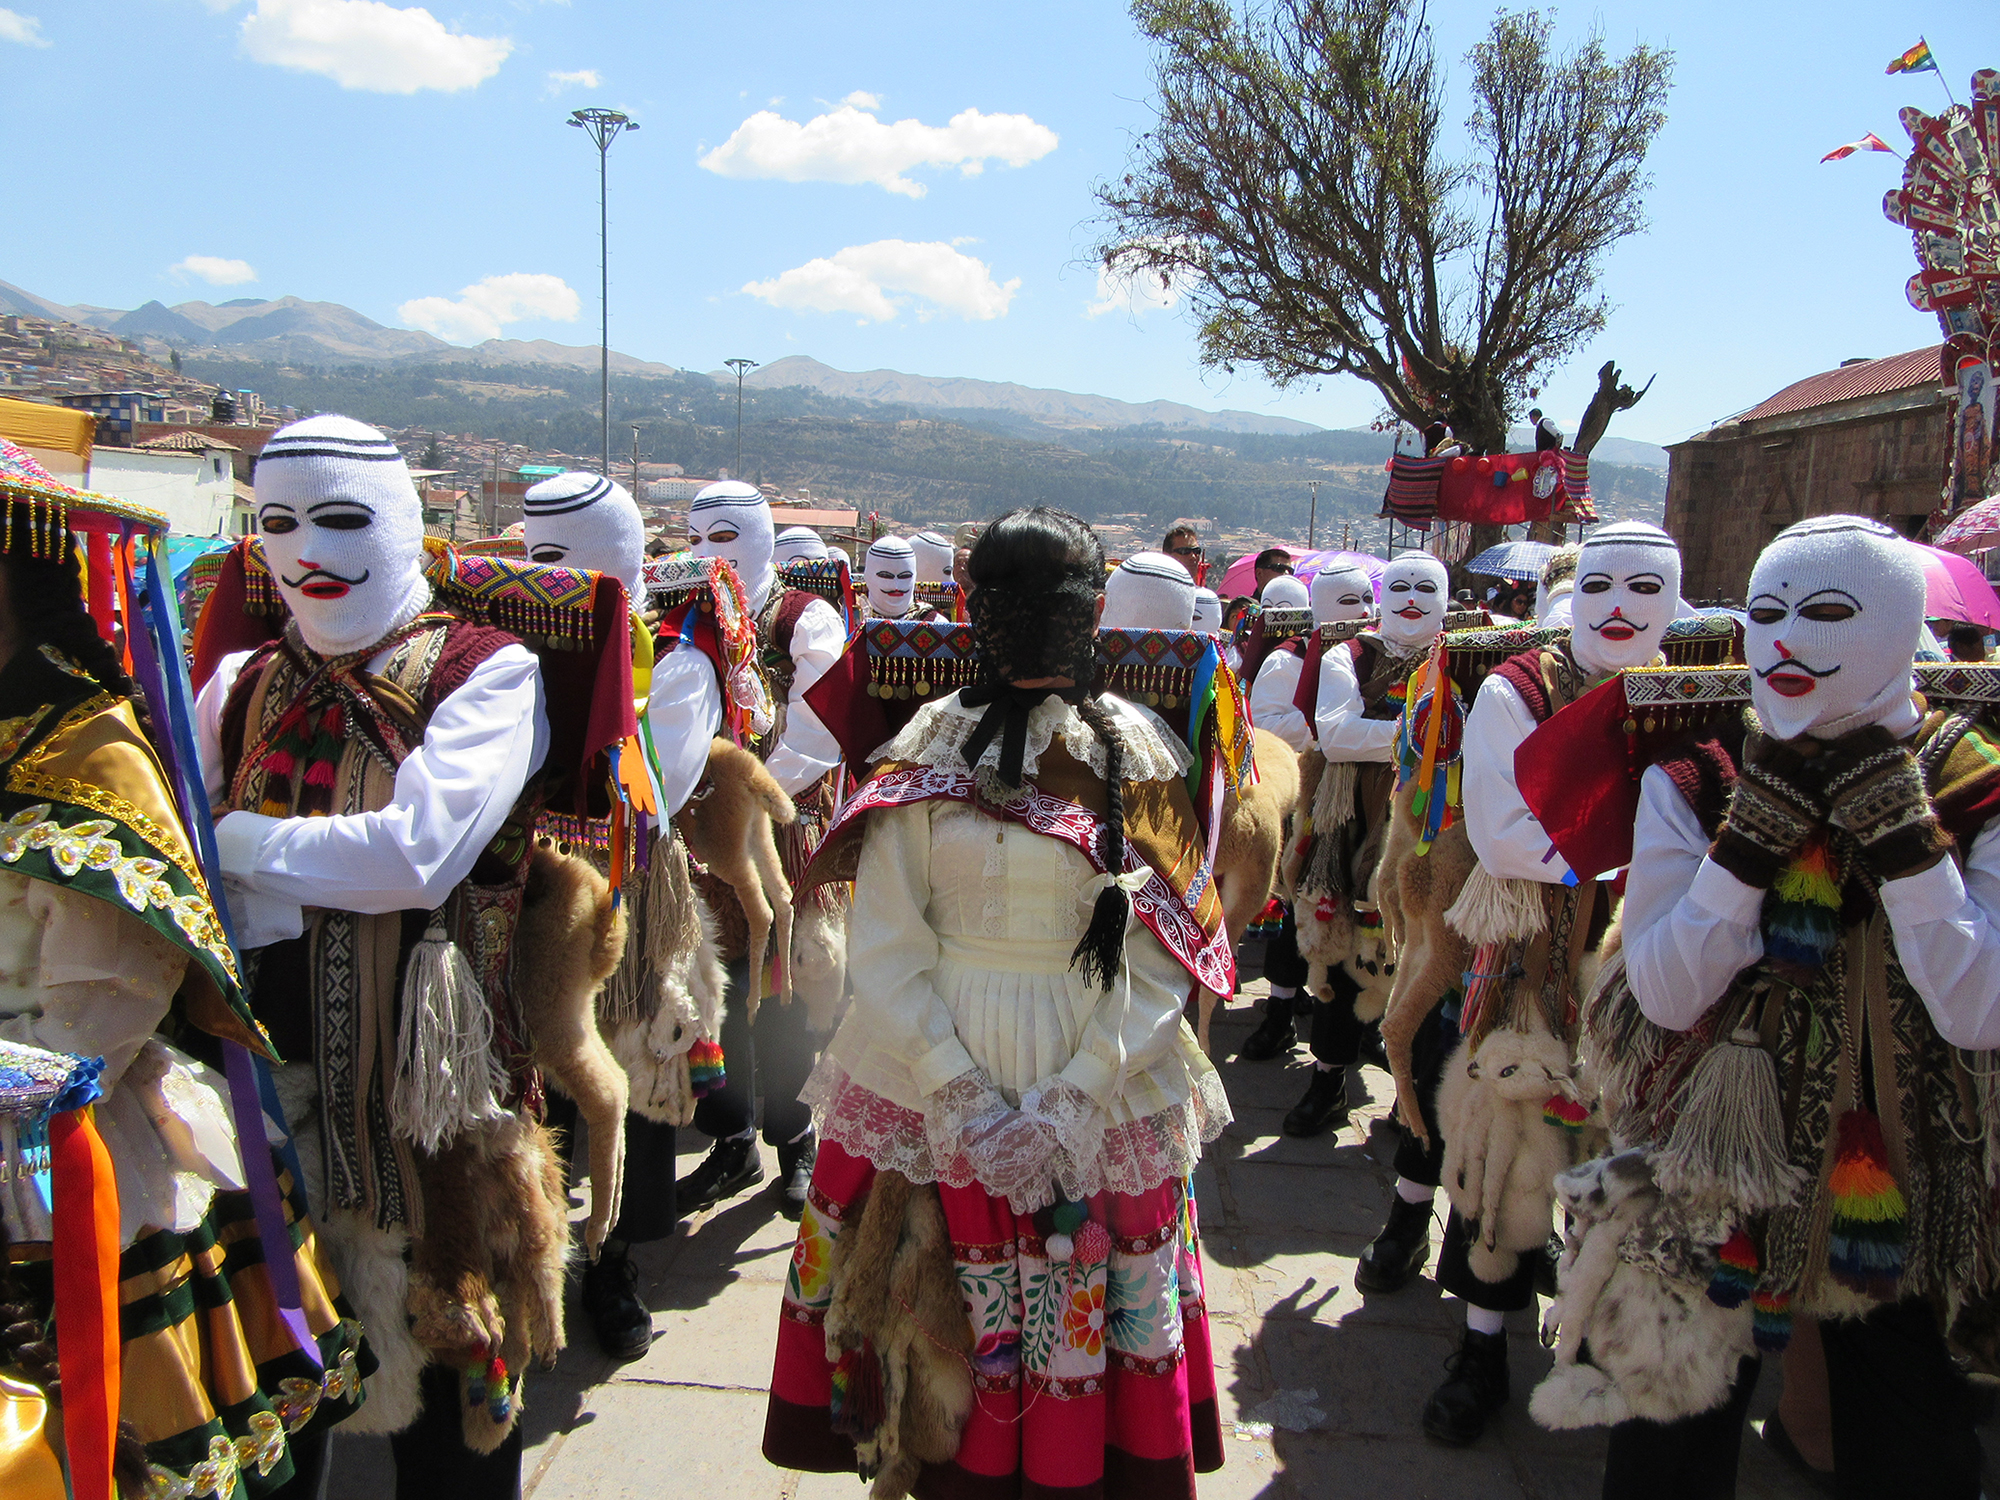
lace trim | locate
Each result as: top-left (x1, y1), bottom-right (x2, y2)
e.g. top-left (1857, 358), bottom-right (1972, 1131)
top-left (801, 1054), bottom-right (1231, 1201)
top-left (870, 691), bottom-right (1190, 784)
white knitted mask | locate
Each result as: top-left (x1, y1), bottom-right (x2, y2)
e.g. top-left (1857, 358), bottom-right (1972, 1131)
top-left (522, 471), bottom-right (645, 604)
top-left (1377, 551), bottom-right (1449, 651)
top-left (912, 530), bottom-right (954, 585)
top-left (1191, 588), bottom-right (1222, 633)
top-left (1310, 561), bottom-right (1376, 624)
top-left (1746, 515), bottom-right (1928, 740)
top-left (1571, 521), bottom-right (1682, 676)
top-left (773, 526), bottom-right (827, 566)
top-left (866, 537), bottom-right (917, 617)
top-left (253, 415), bottom-right (429, 657)
top-left (689, 481), bottom-right (775, 612)
top-left (1104, 551), bottom-right (1198, 630)
top-left (1259, 575), bottom-right (1311, 613)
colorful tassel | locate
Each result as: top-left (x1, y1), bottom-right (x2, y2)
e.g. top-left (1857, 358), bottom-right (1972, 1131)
top-left (1752, 1289), bottom-right (1792, 1352)
top-left (466, 1352), bottom-right (511, 1423)
top-left (1761, 832), bottom-right (1843, 974)
top-left (1543, 1095), bottom-right (1589, 1134)
top-left (1826, 1108), bottom-right (1906, 1298)
top-left (1706, 1228), bottom-right (1759, 1309)
top-left (829, 1342), bottom-right (884, 1440)
top-left (687, 1039), bottom-right (727, 1097)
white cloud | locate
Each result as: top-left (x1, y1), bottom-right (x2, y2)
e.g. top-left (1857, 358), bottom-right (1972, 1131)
top-left (699, 102), bottom-right (1057, 198)
top-left (172, 255), bottom-right (259, 287)
top-left (841, 90), bottom-right (880, 110)
top-left (238, 0), bottom-right (511, 94)
top-left (1087, 241), bottom-right (1195, 320)
top-left (742, 240), bottom-right (1020, 323)
top-left (0, 9), bottom-right (47, 46)
top-left (545, 67), bottom-right (599, 94)
top-left (398, 273), bottom-right (580, 344)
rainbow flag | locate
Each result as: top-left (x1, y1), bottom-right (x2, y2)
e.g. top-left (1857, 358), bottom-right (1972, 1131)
top-left (1886, 38), bottom-right (1936, 75)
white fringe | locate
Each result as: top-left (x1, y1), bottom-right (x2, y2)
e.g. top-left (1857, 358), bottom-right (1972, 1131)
top-left (1444, 865), bottom-right (1547, 945)
top-left (1313, 757), bottom-right (1358, 831)
top-left (392, 920), bottom-right (509, 1154)
top-left (1650, 1028), bottom-right (1806, 1216)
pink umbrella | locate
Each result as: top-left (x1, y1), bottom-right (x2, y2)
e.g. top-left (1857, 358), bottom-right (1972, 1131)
top-left (1916, 543), bottom-right (2000, 629)
top-left (1217, 544), bottom-right (1311, 600)
top-left (1933, 496), bottom-right (2000, 555)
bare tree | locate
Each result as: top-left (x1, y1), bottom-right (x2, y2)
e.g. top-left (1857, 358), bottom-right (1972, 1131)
top-left (1097, 0), bottom-right (1672, 458)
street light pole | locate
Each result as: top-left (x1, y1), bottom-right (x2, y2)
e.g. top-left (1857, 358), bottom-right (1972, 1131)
top-left (567, 106), bottom-right (639, 480)
top-left (725, 357), bottom-right (758, 478)
top-left (1308, 479), bottom-right (1320, 549)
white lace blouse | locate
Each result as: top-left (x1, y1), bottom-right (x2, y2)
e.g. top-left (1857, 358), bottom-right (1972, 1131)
top-left (804, 692), bottom-right (1230, 1200)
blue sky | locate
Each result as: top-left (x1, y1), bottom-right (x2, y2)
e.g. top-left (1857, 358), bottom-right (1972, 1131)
top-left (0, 2), bottom-right (1986, 444)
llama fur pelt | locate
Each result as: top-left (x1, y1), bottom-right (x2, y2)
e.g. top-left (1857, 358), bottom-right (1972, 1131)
top-left (406, 1112), bottom-right (571, 1452)
top-left (515, 847), bottom-right (630, 1257)
top-left (823, 1170), bottom-right (977, 1499)
top-left (676, 736), bottom-right (797, 1019)
top-left (1530, 1151), bottom-right (1752, 1430)
top-left (1437, 1025), bottom-right (1577, 1284)
top-left (608, 896), bottom-right (728, 1126)
top-left (1371, 772), bottom-right (1477, 1138)
top-left (1200, 727), bottom-right (1301, 1052)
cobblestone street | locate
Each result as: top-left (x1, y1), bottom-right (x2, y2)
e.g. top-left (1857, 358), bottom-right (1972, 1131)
top-left (329, 987), bottom-right (1837, 1499)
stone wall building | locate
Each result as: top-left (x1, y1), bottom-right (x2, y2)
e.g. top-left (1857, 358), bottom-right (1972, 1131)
top-left (1664, 346), bottom-right (1948, 601)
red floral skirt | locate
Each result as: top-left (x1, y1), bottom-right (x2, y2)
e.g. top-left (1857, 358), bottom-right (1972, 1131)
top-left (763, 1141), bottom-right (1224, 1499)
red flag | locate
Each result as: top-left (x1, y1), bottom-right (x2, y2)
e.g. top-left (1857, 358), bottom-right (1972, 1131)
top-left (1820, 132), bottom-right (1896, 163)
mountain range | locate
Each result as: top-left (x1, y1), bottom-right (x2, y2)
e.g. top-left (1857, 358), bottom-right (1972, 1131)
top-left (0, 276), bottom-right (1669, 463)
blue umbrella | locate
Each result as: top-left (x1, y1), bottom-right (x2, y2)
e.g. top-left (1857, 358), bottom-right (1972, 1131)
top-left (1464, 539), bottom-right (1554, 582)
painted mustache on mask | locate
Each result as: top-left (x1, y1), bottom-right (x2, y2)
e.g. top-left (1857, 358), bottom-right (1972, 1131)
top-left (1591, 609), bottom-right (1641, 642)
top-left (283, 565), bottom-right (371, 600)
top-left (1393, 602), bottom-right (1429, 619)
top-left (1756, 655), bottom-right (1841, 699)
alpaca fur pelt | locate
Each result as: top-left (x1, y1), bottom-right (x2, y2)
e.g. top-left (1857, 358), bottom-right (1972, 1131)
top-left (406, 1113), bottom-right (571, 1452)
top-left (1530, 1151), bottom-right (1752, 1430)
top-left (1437, 1025), bottom-right (1577, 1284)
top-left (1371, 773), bottom-right (1477, 1139)
top-left (823, 1171), bottom-right (976, 1499)
top-left (790, 892), bottom-right (851, 1035)
top-left (515, 847), bottom-right (630, 1257)
top-left (607, 896), bottom-right (728, 1126)
top-left (1201, 727), bottom-right (1301, 1052)
top-left (677, 736), bottom-right (797, 1019)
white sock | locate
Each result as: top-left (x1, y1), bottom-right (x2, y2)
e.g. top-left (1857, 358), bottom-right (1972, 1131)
top-left (1465, 1306), bottom-right (1507, 1337)
top-left (1268, 985), bottom-right (1296, 1001)
top-left (1395, 1177), bottom-right (1434, 1205)
top-left (1315, 1060), bottom-right (1339, 1073)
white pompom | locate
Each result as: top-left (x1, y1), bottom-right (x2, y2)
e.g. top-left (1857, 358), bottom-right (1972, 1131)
top-left (1044, 1232), bottom-right (1074, 1262)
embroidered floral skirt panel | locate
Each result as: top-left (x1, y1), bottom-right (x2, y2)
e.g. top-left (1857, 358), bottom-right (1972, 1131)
top-left (764, 1141), bottom-right (1224, 1499)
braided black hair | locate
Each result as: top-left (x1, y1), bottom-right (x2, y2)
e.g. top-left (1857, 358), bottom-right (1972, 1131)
top-left (967, 508), bottom-right (1130, 989)
top-left (3, 511), bottom-right (134, 699)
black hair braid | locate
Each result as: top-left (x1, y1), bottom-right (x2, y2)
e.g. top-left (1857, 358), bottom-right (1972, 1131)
top-left (6, 549), bottom-right (134, 699)
top-left (1071, 694), bottom-right (1129, 990)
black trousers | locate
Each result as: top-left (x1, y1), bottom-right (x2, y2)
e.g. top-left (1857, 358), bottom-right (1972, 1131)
top-left (1305, 965), bottom-right (1368, 1067)
top-left (387, 1364), bottom-right (522, 1500)
top-left (1262, 905), bottom-right (1309, 991)
top-left (1598, 1356), bottom-right (1761, 1500)
top-left (692, 958), bottom-right (820, 1148)
top-left (543, 1096), bottom-right (682, 1246)
top-left (1601, 1300), bottom-right (1980, 1500)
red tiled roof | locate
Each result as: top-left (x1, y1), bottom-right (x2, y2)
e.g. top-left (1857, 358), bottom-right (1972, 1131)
top-left (133, 429), bottom-right (239, 452)
top-left (1733, 347), bottom-right (1944, 423)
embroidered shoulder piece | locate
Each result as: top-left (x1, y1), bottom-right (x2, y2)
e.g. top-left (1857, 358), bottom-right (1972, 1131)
top-left (870, 689), bottom-right (1192, 785)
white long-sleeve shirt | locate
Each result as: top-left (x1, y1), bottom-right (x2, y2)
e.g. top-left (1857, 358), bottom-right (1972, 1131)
top-left (1463, 673), bottom-right (1573, 884)
top-left (1313, 639), bottom-right (1399, 763)
top-left (763, 595), bottom-right (846, 797)
top-left (196, 642), bottom-right (549, 944)
top-left (1250, 647), bottom-right (1310, 752)
top-left (1624, 761), bottom-right (2000, 1048)
top-left (646, 640), bottom-right (724, 817)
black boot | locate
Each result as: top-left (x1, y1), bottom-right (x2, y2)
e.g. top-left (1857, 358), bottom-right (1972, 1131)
top-left (1355, 1194), bottom-right (1433, 1293)
top-left (1238, 999), bottom-right (1297, 1061)
top-left (1421, 1326), bottom-right (1510, 1445)
top-left (1282, 1066), bottom-right (1350, 1137)
top-left (774, 1131), bottom-right (817, 1220)
top-left (680, 1135), bottom-right (764, 1213)
top-left (579, 1241), bottom-right (653, 1360)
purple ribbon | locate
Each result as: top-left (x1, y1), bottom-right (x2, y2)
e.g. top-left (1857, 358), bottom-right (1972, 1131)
top-left (223, 1040), bottom-right (322, 1370)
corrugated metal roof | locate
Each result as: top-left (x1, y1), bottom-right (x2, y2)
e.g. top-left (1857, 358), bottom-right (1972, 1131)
top-left (1734, 347), bottom-right (1944, 423)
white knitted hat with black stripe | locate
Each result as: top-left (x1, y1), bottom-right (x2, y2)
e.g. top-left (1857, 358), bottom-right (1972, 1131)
top-left (774, 526), bottom-right (828, 566)
top-left (1104, 550), bottom-right (1198, 630)
top-left (912, 530), bottom-right (954, 584)
top-left (689, 480), bottom-right (775, 611)
top-left (522, 471), bottom-right (646, 603)
top-left (253, 414), bottom-right (429, 656)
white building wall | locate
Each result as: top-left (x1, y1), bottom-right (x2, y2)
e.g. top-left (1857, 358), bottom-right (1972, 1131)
top-left (86, 448), bottom-right (235, 535)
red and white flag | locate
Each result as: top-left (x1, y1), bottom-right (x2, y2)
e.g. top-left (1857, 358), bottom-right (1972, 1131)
top-left (1821, 133), bottom-right (1895, 163)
